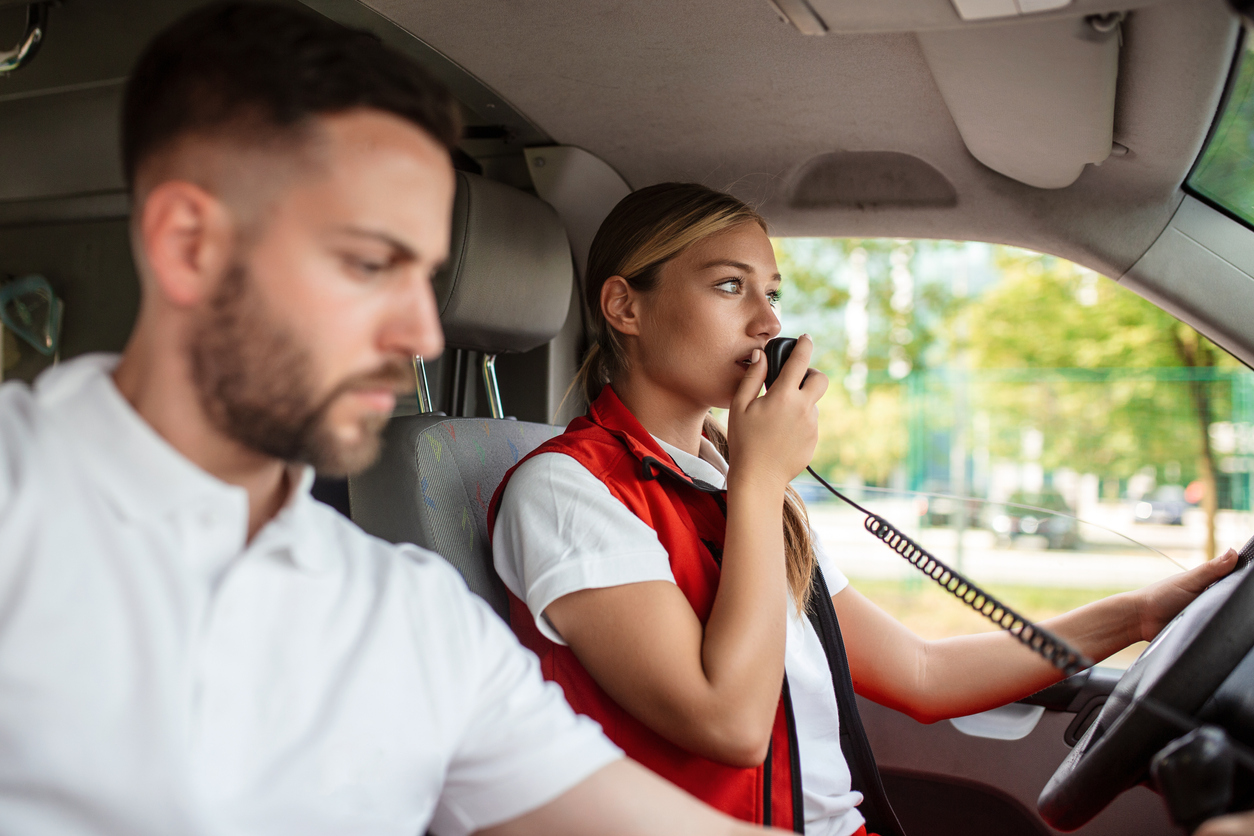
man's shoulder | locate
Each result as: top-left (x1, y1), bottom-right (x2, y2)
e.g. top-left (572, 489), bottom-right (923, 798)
top-left (0, 355), bottom-right (121, 465)
top-left (0, 379), bottom-right (46, 505)
top-left (302, 498), bottom-right (481, 605)
top-left (0, 377), bottom-right (40, 434)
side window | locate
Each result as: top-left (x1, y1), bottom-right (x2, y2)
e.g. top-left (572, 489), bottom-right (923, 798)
top-left (775, 239), bottom-right (1251, 668)
top-left (1189, 39), bottom-right (1254, 227)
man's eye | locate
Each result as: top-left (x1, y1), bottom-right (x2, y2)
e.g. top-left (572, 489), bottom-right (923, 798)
top-left (346, 255), bottom-right (390, 276)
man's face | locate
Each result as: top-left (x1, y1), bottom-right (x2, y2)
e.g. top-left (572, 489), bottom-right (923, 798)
top-left (189, 109), bottom-right (454, 476)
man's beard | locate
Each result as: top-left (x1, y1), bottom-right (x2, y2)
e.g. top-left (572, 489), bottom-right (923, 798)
top-left (189, 261), bottom-right (410, 477)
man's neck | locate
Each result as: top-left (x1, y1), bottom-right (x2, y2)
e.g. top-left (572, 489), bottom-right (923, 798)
top-left (112, 336), bottom-right (292, 542)
top-left (610, 374), bottom-right (709, 458)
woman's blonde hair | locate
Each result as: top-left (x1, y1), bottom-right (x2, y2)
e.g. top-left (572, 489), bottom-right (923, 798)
top-left (575, 182), bottom-right (816, 610)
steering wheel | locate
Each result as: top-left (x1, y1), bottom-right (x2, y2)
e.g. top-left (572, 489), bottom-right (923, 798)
top-left (1038, 548), bottom-right (1254, 831)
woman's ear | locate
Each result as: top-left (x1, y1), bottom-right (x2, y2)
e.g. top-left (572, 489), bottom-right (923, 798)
top-left (139, 180), bottom-right (235, 309)
top-left (601, 276), bottom-right (641, 336)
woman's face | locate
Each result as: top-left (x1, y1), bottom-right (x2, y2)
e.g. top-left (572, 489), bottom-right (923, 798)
top-left (630, 220), bottom-right (782, 410)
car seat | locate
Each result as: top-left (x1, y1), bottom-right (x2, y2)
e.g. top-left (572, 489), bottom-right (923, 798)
top-left (348, 171), bottom-right (908, 836)
top-left (347, 171), bottom-right (573, 621)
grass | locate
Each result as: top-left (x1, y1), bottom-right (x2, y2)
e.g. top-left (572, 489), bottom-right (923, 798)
top-left (848, 576), bottom-right (1148, 668)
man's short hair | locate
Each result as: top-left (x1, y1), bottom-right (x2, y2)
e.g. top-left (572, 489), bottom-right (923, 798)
top-left (122, 1), bottom-right (461, 191)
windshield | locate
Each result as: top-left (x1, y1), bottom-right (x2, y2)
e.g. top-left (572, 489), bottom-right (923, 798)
top-left (776, 238), bottom-right (1253, 669)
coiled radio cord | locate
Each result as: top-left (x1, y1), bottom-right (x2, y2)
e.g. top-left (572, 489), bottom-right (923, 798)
top-left (806, 466), bottom-right (1093, 676)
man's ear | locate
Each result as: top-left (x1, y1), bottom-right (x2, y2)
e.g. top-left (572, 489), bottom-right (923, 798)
top-left (139, 180), bottom-right (235, 308)
top-left (601, 276), bottom-right (641, 337)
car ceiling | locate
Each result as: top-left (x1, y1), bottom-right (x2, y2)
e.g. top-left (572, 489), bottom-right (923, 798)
top-left (362, 0), bottom-right (1240, 280)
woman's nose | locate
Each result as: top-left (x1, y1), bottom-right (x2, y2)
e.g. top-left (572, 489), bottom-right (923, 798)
top-left (750, 294), bottom-right (781, 338)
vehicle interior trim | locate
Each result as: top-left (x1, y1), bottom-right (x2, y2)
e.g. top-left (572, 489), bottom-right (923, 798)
top-left (1122, 196), bottom-right (1254, 370)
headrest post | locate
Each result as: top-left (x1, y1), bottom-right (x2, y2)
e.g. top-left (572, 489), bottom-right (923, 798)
top-left (412, 356), bottom-right (434, 414)
top-left (482, 353), bottom-right (504, 419)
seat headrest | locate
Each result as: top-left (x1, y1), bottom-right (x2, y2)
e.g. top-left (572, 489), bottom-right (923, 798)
top-left (434, 171), bottom-right (573, 354)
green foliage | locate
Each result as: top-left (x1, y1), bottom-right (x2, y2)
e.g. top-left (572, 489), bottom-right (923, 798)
top-left (1190, 44), bottom-right (1254, 227)
top-left (810, 384), bottom-right (907, 485)
top-left (774, 236), bottom-right (1251, 496)
top-left (774, 238), bottom-right (962, 379)
top-left (773, 238), bottom-right (962, 484)
top-left (961, 248), bottom-right (1241, 482)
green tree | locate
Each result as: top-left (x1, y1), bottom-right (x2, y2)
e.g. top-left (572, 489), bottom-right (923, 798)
top-left (962, 249), bottom-right (1242, 559)
top-left (1190, 44), bottom-right (1254, 227)
top-left (774, 238), bottom-right (959, 486)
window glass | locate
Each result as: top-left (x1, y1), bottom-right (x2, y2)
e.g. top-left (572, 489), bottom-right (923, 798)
top-left (1189, 41), bottom-right (1254, 227)
top-left (775, 239), bottom-right (1254, 669)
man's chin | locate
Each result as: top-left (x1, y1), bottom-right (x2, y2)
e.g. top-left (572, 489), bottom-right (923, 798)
top-left (305, 414), bottom-right (390, 477)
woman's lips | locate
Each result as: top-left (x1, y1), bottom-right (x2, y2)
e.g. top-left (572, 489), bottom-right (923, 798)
top-left (736, 348), bottom-right (763, 368)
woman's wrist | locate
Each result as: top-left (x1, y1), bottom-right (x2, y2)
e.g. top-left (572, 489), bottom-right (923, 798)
top-left (1122, 589), bottom-right (1153, 646)
top-left (726, 465), bottom-right (790, 497)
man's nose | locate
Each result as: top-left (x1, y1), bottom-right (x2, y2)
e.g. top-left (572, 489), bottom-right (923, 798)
top-left (385, 272), bottom-right (444, 360)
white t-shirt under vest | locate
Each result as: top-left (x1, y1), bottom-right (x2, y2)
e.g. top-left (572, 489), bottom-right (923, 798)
top-left (494, 435), bottom-right (866, 836)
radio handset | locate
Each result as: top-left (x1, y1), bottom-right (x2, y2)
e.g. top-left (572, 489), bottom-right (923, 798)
top-left (764, 336), bottom-right (1092, 675)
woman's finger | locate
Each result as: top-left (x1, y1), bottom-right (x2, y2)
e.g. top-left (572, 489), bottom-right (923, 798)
top-left (1185, 548), bottom-right (1239, 591)
top-left (800, 367), bottom-right (829, 403)
top-left (731, 348), bottom-right (766, 412)
top-left (775, 334), bottom-right (814, 390)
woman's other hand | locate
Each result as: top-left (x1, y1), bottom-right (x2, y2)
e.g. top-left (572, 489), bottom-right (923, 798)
top-left (1134, 548), bottom-right (1240, 642)
top-left (725, 334), bottom-right (828, 490)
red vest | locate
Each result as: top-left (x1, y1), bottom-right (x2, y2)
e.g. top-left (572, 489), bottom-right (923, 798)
top-left (488, 386), bottom-right (800, 829)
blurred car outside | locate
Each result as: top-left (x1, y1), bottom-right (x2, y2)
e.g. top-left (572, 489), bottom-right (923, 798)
top-left (791, 478), bottom-right (836, 506)
top-left (1134, 484), bottom-right (1189, 525)
top-left (988, 489), bottom-right (1080, 550)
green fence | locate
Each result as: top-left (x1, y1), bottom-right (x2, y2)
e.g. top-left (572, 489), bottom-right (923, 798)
top-left (889, 367), bottom-right (1254, 510)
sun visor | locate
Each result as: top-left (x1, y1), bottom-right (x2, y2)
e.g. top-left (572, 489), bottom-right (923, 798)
top-left (917, 14), bottom-right (1120, 189)
top-left (434, 171), bottom-right (574, 354)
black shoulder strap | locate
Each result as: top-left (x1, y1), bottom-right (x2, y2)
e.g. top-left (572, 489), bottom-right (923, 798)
top-left (806, 570), bottom-right (908, 836)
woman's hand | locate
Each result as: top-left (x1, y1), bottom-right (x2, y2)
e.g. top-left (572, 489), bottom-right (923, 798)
top-left (725, 335), bottom-right (828, 490)
top-left (1133, 548), bottom-right (1240, 642)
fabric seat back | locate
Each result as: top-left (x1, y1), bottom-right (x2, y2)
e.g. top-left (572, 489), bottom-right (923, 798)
top-left (350, 415), bottom-right (561, 619)
top-left (348, 171), bottom-right (574, 619)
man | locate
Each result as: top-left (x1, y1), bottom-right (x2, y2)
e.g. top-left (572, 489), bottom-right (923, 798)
top-left (0, 4), bottom-right (786, 834)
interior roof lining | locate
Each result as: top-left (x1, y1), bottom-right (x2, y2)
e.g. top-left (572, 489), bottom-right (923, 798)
top-left (361, 0), bottom-right (1239, 280)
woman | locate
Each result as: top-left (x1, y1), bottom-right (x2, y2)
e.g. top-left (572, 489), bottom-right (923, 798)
top-left (488, 183), bottom-right (1235, 836)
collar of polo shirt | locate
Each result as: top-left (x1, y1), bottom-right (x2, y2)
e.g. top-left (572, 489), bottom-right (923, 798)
top-left (38, 354), bottom-right (333, 574)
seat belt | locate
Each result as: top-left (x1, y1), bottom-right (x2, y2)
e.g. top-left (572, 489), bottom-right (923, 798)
top-left (807, 570), bottom-right (908, 836)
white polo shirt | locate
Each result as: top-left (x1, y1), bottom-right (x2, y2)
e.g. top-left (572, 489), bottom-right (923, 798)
top-left (493, 439), bottom-right (865, 836)
top-left (0, 354), bottom-right (621, 836)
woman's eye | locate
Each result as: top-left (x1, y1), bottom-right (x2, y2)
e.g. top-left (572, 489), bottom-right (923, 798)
top-left (715, 279), bottom-right (742, 294)
top-left (768, 289), bottom-right (782, 306)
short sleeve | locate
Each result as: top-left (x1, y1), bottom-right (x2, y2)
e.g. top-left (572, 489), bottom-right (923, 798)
top-left (492, 452), bottom-right (675, 645)
top-left (428, 570), bottom-right (623, 835)
top-left (812, 527), bottom-right (849, 596)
